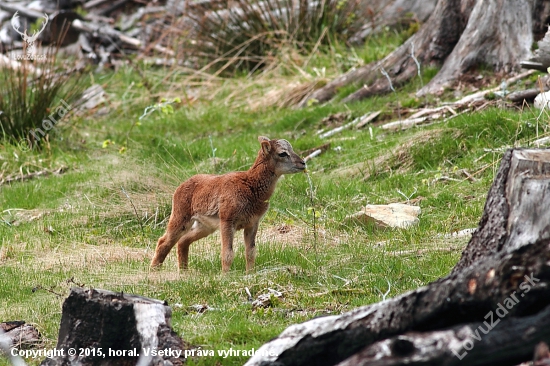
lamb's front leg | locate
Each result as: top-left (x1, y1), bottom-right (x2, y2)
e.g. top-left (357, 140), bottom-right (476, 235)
top-left (220, 221), bottom-right (235, 272)
top-left (244, 221), bottom-right (259, 274)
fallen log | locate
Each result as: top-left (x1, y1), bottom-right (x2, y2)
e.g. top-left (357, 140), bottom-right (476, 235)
top-left (0, 321), bottom-right (41, 350)
top-left (507, 88), bottom-right (546, 104)
top-left (40, 287), bottom-right (187, 366)
top-left (71, 19), bottom-right (141, 48)
top-left (245, 148), bottom-right (550, 366)
top-left (0, 167), bottom-right (68, 186)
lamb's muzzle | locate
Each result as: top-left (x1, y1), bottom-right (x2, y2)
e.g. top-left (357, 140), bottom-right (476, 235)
top-left (151, 136), bottom-right (305, 273)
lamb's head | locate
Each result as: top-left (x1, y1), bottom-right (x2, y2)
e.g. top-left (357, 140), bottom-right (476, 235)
top-left (258, 136), bottom-right (306, 176)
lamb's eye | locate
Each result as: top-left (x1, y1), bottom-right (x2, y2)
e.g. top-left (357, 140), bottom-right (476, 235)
top-left (278, 152), bottom-right (289, 157)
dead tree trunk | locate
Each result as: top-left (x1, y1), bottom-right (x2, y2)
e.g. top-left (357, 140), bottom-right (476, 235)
top-left (302, 0), bottom-right (547, 105)
top-left (40, 287), bottom-right (187, 366)
top-left (349, 0), bottom-right (438, 45)
top-left (245, 149), bottom-right (550, 366)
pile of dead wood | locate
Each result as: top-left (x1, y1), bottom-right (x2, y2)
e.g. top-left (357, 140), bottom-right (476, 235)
top-left (0, 0), bottom-right (364, 71)
top-left (0, 0), bottom-right (439, 74)
top-left (0, 0), bottom-right (183, 69)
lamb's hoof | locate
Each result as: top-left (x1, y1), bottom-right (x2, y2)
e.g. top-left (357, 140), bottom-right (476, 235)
top-left (150, 263), bottom-right (162, 271)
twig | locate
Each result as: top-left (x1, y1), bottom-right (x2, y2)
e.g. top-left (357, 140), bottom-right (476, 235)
top-left (381, 67), bottom-right (400, 120)
top-left (304, 170), bottom-right (318, 271)
top-left (319, 112), bottom-right (374, 139)
top-left (332, 275), bottom-right (351, 286)
top-left (32, 285), bottom-right (63, 297)
top-left (381, 106), bottom-right (470, 131)
top-left (0, 167), bottom-right (67, 186)
top-left (381, 116), bottom-right (430, 131)
top-left (435, 176), bottom-right (461, 182)
top-left (303, 27), bottom-right (328, 69)
top-left (396, 187), bottom-right (417, 202)
top-left (375, 279), bottom-right (391, 301)
top-left (209, 135), bottom-right (217, 158)
top-left (304, 149), bottom-right (323, 162)
top-left (534, 135), bottom-right (550, 147)
top-left (410, 42), bottom-right (423, 90)
top-left (356, 111), bottom-right (381, 129)
top-left (121, 186), bottom-right (144, 233)
top-left (127, 98), bottom-right (179, 146)
top-left (452, 70), bottom-right (536, 105)
top-left (245, 287), bottom-right (253, 302)
top-left (380, 67), bottom-right (396, 93)
top-left (302, 143), bottom-right (331, 162)
top-left (461, 169), bottom-right (478, 182)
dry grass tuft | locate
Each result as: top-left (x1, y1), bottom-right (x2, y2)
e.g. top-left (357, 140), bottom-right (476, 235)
top-left (332, 129), bottom-right (446, 179)
top-left (183, 0), bottom-right (361, 73)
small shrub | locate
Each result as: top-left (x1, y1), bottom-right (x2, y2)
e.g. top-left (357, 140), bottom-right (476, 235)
top-left (184, 0), bottom-right (361, 73)
top-left (0, 46), bottom-right (87, 149)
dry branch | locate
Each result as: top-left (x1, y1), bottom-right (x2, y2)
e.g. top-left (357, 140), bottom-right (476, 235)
top-left (0, 167), bottom-right (68, 186)
top-left (319, 111), bottom-right (380, 139)
top-left (508, 88), bottom-right (549, 104)
top-left (451, 70), bottom-right (536, 105)
top-left (355, 110), bottom-right (381, 129)
top-left (71, 19), bottom-right (141, 48)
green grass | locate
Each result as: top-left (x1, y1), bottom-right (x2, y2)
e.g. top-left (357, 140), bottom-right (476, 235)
top-left (1, 32), bottom-right (549, 365)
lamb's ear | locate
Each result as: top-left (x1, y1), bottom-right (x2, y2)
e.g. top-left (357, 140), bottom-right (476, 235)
top-left (258, 136), bottom-right (271, 155)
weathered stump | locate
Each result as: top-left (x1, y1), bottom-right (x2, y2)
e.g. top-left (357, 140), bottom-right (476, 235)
top-left (245, 149), bottom-right (550, 366)
top-left (40, 287), bottom-right (187, 366)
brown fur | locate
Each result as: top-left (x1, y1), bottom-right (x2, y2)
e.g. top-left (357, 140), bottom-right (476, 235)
top-left (151, 136), bottom-right (306, 273)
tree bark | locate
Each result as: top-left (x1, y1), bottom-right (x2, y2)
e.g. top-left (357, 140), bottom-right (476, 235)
top-left (349, 0), bottom-right (438, 45)
top-left (302, 0), bottom-right (547, 105)
top-left (418, 0), bottom-right (533, 96)
top-left (245, 149), bottom-right (550, 366)
top-left (301, 0), bottom-right (473, 105)
top-left (40, 287), bottom-right (187, 366)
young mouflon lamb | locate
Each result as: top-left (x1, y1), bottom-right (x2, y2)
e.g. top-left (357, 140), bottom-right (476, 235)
top-left (151, 136), bottom-right (306, 272)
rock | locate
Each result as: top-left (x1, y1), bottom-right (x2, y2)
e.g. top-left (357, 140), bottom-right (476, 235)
top-left (347, 203), bottom-right (420, 228)
top-left (534, 91), bottom-right (550, 109)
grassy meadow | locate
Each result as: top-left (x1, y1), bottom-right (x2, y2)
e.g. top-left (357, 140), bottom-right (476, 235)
top-left (1, 31), bottom-right (548, 365)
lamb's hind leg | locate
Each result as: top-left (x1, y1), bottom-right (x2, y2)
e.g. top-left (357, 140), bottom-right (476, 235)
top-left (151, 230), bottom-right (182, 269)
top-left (151, 213), bottom-right (189, 269)
top-left (244, 221), bottom-right (259, 274)
top-left (177, 223), bottom-right (215, 271)
top-left (220, 220), bottom-right (235, 273)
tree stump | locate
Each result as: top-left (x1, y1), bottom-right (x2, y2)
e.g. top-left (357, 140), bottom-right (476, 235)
top-left (245, 148), bottom-right (550, 366)
top-left (40, 287), bottom-right (187, 366)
